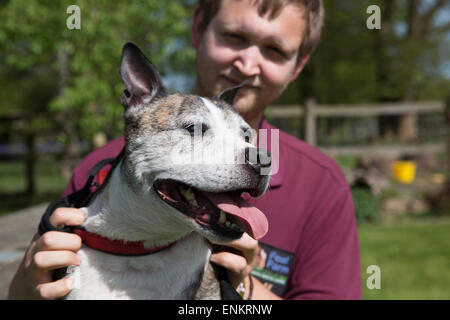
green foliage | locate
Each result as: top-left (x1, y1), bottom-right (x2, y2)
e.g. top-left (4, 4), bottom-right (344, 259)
top-left (276, 0), bottom-right (450, 105)
top-left (352, 187), bottom-right (381, 224)
top-left (0, 0), bottom-right (194, 141)
top-left (336, 155), bottom-right (359, 170)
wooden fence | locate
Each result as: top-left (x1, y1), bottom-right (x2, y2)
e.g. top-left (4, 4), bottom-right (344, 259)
top-left (266, 100), bottom-right (448, 157)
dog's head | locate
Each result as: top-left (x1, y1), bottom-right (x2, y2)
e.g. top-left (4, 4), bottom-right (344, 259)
top-left (118, 42), bottom-right (270, 243)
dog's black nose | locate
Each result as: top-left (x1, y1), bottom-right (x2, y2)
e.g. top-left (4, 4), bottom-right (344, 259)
top-left (244, 147), bottom-right (271, 174)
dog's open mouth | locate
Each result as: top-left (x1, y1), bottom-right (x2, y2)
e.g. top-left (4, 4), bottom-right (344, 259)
top-left (154, 180), bottom-right (268, 240)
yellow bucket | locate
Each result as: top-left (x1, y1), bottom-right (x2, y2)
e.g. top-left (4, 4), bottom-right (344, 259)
top-left (392, 161), bottom-right (416, 184)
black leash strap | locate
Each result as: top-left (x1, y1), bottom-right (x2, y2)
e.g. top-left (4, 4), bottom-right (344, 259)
top-left (218, 266), bottom-right (243, 300)
top-left (38, 158), bottom-right (116, 236)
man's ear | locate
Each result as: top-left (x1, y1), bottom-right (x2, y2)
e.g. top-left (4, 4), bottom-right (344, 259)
top-left (289, 52), bottom-right (311, 82)
top-left (119, 42), bottom-right (167, 109)
top-left (191, 7), bottom-right (204, 49)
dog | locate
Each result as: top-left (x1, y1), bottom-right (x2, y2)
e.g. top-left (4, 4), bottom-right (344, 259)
top-left (64, 42), bottom-right (270, 299)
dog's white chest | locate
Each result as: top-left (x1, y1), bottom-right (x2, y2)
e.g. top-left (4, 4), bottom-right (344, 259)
top-left (65, 233), bottom-right (211, 299)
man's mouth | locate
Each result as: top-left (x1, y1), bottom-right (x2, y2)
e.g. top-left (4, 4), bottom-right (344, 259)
top-left (222, 76), bottom-right (256, 90)
top-left (153, 180), bottom-right (268, 240)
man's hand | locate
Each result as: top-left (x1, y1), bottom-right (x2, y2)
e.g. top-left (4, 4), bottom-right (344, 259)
top-left (8, 208), bottom-right (85, 300)
top-left (210, 233), bottom-right (259, 290)
top-left (210, 233), bottom-right (283, 300)
top-left (210, 233), bottom-right (267, 299)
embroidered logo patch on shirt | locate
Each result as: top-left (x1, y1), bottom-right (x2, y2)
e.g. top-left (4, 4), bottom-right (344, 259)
top-left (251, 242), bottom-right (295, 296)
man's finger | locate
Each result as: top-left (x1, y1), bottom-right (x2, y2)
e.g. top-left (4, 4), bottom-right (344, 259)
top-left (220, 233), bottom-right (258, 252)
top-left (35, 231), bottom-right (82, 252)
top-left (33, 250), bottom-right (80, 272)
top-left (36, 277), bottom-right (73, 300)
top-left (49, 207), bottom-right (86, 229)
top-left (210, 251), bottom-right (247, 274)
top-left (212, 233), bottom-right (259, 264)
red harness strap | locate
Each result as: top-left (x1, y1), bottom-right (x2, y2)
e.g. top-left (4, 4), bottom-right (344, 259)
top-left (97, 168), bottom-right (109, 186)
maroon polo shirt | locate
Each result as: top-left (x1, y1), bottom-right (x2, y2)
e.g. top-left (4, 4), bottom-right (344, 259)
top-left (63, 117), bottom-right (362, 300)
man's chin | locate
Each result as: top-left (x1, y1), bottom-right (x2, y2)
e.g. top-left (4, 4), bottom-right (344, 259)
top-left (231, 93), bottom-right (254, 111)
top-left (239, 86), bottom-right (262, 102)
top-left (232, 95), bottom-right (265, 123)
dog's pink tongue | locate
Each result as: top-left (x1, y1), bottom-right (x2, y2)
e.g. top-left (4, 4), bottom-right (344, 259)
top-left (204, 193), bottom-right (268, 240)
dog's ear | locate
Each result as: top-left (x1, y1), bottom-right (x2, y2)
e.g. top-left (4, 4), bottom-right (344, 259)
top-left (214, 80), bottom-right (249, 106)
top-left (119, 42), bottom-right (167, 109)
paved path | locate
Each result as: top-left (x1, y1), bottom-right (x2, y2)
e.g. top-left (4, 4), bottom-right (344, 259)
top-left (0, 203), bottom-right (48, 299)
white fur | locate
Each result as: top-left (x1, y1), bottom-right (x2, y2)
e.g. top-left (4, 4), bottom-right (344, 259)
top-left (66, 233), bottom-right (211, 299)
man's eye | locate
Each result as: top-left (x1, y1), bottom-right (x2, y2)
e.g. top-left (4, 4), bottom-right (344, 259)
top-left (266, 46), bottom-right (286, 59)
top-left (225, 33), bottom-right (246, 44)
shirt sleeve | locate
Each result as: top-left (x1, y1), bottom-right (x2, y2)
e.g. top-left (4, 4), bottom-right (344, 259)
top-left (285, 187), bottom-right (362, 300)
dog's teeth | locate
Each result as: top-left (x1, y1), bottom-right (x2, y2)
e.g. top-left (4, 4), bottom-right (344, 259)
top-left (182, 187), bottom-right (194, 200)
top-left (219, 210), bottom-right (226, 224)
top-left (190, 199), bottom-right (199, 207)
top-left (182, 188), bottom-right (198, 207)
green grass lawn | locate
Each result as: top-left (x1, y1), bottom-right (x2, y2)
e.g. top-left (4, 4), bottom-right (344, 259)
top-left (359, 218), bottom-right (450, 299)
top-left (0, 159), bottom-right (70, 216)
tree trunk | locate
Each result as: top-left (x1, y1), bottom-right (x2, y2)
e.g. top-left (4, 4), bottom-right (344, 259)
top-left (24, 131), bottom-right (35, 197)
top-left (446, 96), bottom-right (450, 191)
top-left (56, 44), bottom-right (84, 179)
top-left (59, 116), bottom-right (84, 179)
top-left (375, 0), bottom-right (394, 102)
top-left (398, 113), bottom-right (417, 141)
top-left (398, 0), bottom-right (421, 141)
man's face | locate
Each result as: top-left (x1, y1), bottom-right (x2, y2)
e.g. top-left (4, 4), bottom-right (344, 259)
top-left (193, 0), bottom-right (308, 124)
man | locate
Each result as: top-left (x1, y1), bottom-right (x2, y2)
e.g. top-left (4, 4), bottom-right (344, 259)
top-left (9, 0), bottom-right (361, 299)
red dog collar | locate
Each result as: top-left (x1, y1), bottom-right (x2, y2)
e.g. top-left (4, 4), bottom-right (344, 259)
top-left (73, 228), bottom-right (175, 256)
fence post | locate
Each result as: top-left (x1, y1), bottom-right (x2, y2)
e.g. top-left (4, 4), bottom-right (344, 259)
top-left (305, 98), bottom-right (317, 146)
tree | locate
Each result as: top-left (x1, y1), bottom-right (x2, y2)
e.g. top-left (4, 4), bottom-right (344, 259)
top-left (0, 0), bottom-right (194, 192)
top-left (397, 0), bottom-right (450, 140)
top-left (277, 0), bottom-right (449, 106)
top-left (275, 0), bottom-right (449, 146)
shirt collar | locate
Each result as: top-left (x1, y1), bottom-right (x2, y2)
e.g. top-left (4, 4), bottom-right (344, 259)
top-left (258, 116), bottom-right (283, 188)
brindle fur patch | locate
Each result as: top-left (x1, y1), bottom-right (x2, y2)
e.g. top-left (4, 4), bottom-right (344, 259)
top-left (124, 93), bottom-right (238, 146)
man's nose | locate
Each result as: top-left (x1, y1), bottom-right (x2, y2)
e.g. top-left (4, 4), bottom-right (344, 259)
top-left (233, 46), bottom-right (261, 77)
top-left (245, 147), bottom-right (271, 174)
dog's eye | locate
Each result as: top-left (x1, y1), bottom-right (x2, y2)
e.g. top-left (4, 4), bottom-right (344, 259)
top-left (185, 125), bottom-right (195, 134)
top-left (185, 124), bottom-right (208, 136)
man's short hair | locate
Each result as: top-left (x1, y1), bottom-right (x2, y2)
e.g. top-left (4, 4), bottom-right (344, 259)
top-left (197, 0), bottom-right (324, 59)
